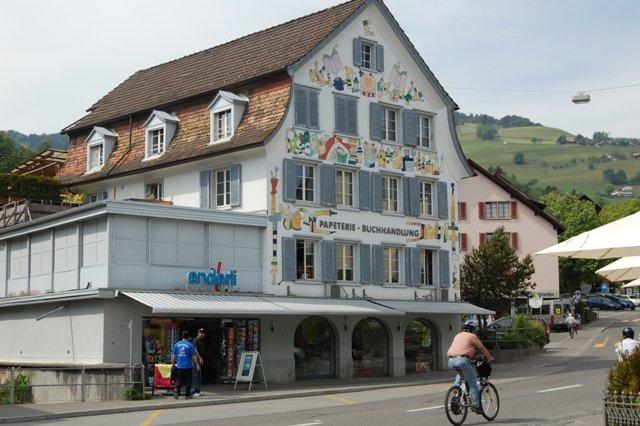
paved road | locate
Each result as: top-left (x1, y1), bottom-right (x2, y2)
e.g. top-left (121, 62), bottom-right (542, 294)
top-left (27, 310), bottom-right (636, 426)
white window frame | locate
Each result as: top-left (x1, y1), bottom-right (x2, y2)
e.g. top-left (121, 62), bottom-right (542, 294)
top-left (336, 242), bottom-right (356, 282)
top-left (145, 181), bottom-right (163, 201)
top-left (382, 175), bottom-right (400, 213)
top-left (419, 180), bottom-right (434, 216)
top-left (295, 162), bottom-right (316, 203)
top-left (417, 114), bottom-right (434, 148)
top-left (381, 105), bottom-right (398, 142)
top-left (485, 201), bottom-right (511, 219)
top-left (145, 126), bottom-right (166, 158)
top-left (296, 239), bottom-right (316, 281)
top-left (383, 246), bottom-right (400, 285)
top-left (420, 249), bottom-right (436, 286)
top-left (213, 168), bottom-right (231, 208)
top-left (213, 108), bottom-right (233, 143)
top-left (336, 169), bottom-right (355, 207)
top-left (87, 142), bottom-right (104, 172)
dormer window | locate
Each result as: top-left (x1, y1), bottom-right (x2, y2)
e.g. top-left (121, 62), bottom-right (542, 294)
top-left (85, 126), bottom-right (117, 174)
top-left (143, 110), bottom-right (179, 160)
top-left (208, 90), bottom-right (249, 144)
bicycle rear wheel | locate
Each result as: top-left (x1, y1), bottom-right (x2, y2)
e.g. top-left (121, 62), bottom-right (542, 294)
top-left (445, 385), bottom-right (468, 425)
top-left (480, 382), bottom-right (500, 421)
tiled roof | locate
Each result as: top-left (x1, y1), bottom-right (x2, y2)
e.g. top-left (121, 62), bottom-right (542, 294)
top-left (58, 76), bottom-right (291, 185)
top-left (63, 0), bottom-right (366, 133)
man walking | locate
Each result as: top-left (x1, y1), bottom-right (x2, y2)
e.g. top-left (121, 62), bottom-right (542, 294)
top-left (566, 312), bottom-right (577, 339)
top-left (171, 330), bottom-right (199, 399)
top-left (191, 328), bottom-right (206, 397)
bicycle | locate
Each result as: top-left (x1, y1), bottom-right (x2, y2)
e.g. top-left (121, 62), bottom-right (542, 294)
top-left (444, 359), bottom-right (500, 425)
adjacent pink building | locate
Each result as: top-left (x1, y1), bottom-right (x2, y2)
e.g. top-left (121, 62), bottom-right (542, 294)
top-left (458, 160), bottom-right (564, 298)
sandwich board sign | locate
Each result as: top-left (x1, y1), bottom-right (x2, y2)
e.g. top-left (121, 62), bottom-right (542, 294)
top-left (234, 351), bottom-right (267, 391)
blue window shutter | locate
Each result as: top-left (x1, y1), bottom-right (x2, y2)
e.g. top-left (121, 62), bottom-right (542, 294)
top-left (283, 159), bottom-right (297, 203)
top-left (402, 109), bottom-right (417, 146)
top-left (371, 172), bottom-right (383, 213)
top-left (404, 248), bottom-right (411, 286)
top-left (372, 245), bottom-right (384, 285)
top-left (320, 164), bottom-right (336, 207)
top-left (353, 38), bottom-right (362, 67)
top-left (282, 237), bottom-right (297, 281)
top-left (403, 177), bottom-right (411, 215)
top-left (334, 96), bottom-right (347, 134)
top-left (410, 178), bottom-right (420, 216)
top-left (199, 170), bottom-right (211, 208)
top-left (347, 98), bottom-right (358, 136)
top-left (439, 249), bottom-right (451, 287)
top-left (358, 171), bottom-right (371, 211)
top-left (322, 240), bottom-right (337, 283)
top-left (411, 248), bottom-right (422, 286)
top-left (437, 181), bottom-right (448, 219)
top-left (360, 243), bottom-right (371, 284)
top-left (294, 87), bottom-right (308, 127)
top-left (308, 90), bottom-right (319, 129)
top-left (369, 102), bottom-right (383, 141)
top-left (374, 43), bottom-right (384, 72)
top-left (229, 163), bottom-right (241, 207)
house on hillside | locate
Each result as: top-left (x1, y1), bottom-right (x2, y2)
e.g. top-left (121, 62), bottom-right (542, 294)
top-left (458, 160), bottom-right (564, 298)
top-left (0, 0), bottom-right (487, 386)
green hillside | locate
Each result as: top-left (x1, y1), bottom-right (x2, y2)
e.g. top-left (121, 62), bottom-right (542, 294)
top-left (457, 123), bottom-right (640, 199)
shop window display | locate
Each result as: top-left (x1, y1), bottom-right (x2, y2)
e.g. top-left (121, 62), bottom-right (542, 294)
top-left (404, 319), bottom-right (437, 374)
top-left (294, 317), bottom-right (335, 379)
top-left (352, 318), bottom-right (389, 377)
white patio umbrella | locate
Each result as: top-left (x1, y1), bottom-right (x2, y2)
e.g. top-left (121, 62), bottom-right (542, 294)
top-left (536, 211), bottom-right (640, 259)
top-left (622, 278), bottom-right (640, 289)
top-left (596, 256), bottom-right (640, 282)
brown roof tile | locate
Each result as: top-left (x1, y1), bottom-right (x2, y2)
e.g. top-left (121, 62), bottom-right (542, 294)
top-left (64, 0), bottom-right (366, 133)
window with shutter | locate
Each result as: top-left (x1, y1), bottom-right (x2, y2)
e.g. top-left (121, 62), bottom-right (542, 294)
top-left (283, 159), bottom-right (297, 203)
top-left (320, 164), bottom-right (336, 207)
top-left (214, 168), bottom-right (231, 207)
top-left (438, 250), bottom-right (450, 288)
top-left (511, 201), bottom-right (518, 219)
top-left (322, 240), bottom-right (336, 283)
top-left (353, 38), bottom-right (384, 72)
top-left (334, 95), bottom-right (358, 136)
top-left (436, 181), bottom-right (448, 219)
top-left (478, 202), bottom-right (485, 219)
top-left (372, 245), bottom-right (384, 285)
top-left (229, 163), bottom-right (241, 207)
top-left (416, 114), bottom-right (433, 148)
top-left (360, 243), bottom-right (371, 284)
top-left (420, 249), bottom-right (435, 286)
top-left (359, 171), bottom-right (371, 210)
top-left (336, 242), bottom-right (355, 282)
top-left (294, 86), bottom-right (319, 129)
top-left (199, 170), bottom-right (211, 208)
top-left (282, 237), bottom-right (297, 281)
top-left (370, 103), bottom-right (383, 141)
top-left (336, 169), bottom-right (355, 207)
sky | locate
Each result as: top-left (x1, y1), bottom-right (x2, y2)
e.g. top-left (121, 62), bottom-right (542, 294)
top-left (1, 0), bottom-right (638, 137)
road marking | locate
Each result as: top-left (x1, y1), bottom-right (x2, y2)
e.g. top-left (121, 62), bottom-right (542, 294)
top-left (289, 421), bottom-right (322, 426)
top-left (633, 318), bottom-right (640, 323)
top-left (594, 336), bottom-right (610, 348)
top-left (407, 405), bottom-right (445, 413)
top-left (537, 384), bottom-right (583, 393)
top-left (622, 319), bottom-right (630, 323)
top-left (325, 394), bottom-right (356, 405)
top-left (140, 409), bottom-right (162, 426)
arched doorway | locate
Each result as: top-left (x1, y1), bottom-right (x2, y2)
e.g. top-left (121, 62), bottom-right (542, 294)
top-left (352, 318), bottom-right (389, 377)
top-left (294, 317), bottom-right (335, 379)
top-left (404, 319), bottom-right (438, 374)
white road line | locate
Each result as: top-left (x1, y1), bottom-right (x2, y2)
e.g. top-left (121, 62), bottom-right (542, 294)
top-left (406, 405), bottom-right (445, 412)
top-left (289, 421), bottom-right (322, 426)
top-left (536, 384), bottom-right (583, 393)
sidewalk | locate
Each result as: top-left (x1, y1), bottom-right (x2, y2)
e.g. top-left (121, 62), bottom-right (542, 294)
top-left (0, 318), bottom-right (609, 424)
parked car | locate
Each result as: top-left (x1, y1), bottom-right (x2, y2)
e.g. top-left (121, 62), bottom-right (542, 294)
top-left (586, 296), bottom-right (620, 310)
top-left (605, 294), bottom-right (635, 310)
top-left (621, 294), bottom-right (640, 307)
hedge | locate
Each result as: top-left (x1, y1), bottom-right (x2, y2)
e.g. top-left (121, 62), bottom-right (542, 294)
top-left (0, 173), bottom-right (62, 202)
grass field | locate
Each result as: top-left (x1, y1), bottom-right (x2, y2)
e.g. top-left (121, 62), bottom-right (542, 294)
top-left (457, 123), bottom-right (640, 198)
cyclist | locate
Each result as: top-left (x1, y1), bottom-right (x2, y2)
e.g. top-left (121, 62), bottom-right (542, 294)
top-left (615, 327), bottom-right (640, 361)
top-left (447, 322), bottom-right (495, 414)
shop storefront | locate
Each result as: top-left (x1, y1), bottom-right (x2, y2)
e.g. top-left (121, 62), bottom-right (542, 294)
top-left (352, 317), bottom-right (389, 378)
top-left (142, 317), bottom-right (260, 386)
top-left (294, 316), bottom-right (336, 379)
top-left (404, 318), bottom-right (438, 374)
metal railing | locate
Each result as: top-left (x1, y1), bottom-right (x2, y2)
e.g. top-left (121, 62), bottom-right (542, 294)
top-left (604, 392), bottom-right (640, 425)
top-left (0, 365), bottom-right (144, 404)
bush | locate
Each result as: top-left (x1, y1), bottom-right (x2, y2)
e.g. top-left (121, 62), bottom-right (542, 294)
top-left (0, 373), bottom-right (33, 404)
top-left (607, 347), bottom-right (640, 394)
top-left (0, 173), bottom-right (62, 201)
top-left (476, 124), bottom-right (499, 140)
top-left (121, 384), bottom-right (144, 401)
top-left (513, 151), bottom-right (525, 165)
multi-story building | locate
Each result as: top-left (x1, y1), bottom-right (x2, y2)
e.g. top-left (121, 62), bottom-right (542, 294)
top-left (458, 160), bottom-right (564, 298)
top-left (0, 0), bottom-right (490, 384)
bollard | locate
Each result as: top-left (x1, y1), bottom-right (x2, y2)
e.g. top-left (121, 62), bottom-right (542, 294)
top-left (80, 365), bottom-right (85, 403)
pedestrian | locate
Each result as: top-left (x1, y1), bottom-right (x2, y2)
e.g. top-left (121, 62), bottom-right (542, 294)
top-left (565, 312), bottom-right (577, 339)
top-left (191, 328), bottom-right (206, 397)
top-left (171, 330), bottom-right (199, 399)
top-left (615, 327), bottom-right (640, 361)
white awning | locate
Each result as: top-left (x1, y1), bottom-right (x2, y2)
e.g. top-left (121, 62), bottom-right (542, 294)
top-left (622, 278), bottom-right (640, 289)
top-left (596, 256), bottom-right (640, 282)
top-left (121, 292), bottom-right (402, 316)
top-left (372, 300), bottom-right (495, 315)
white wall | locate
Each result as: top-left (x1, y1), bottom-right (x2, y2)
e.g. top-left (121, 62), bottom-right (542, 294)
top-left (458, 173), bottom-right (560, 297)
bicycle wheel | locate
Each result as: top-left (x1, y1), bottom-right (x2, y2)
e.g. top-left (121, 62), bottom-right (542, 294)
top-left (480, 382), bottom-right (500, 421)
top-left (445, 385), bottom-right (468, 425)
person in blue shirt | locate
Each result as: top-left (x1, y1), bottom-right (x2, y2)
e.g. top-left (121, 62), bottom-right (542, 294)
top-left (171, 330), bottom-right (199, 399)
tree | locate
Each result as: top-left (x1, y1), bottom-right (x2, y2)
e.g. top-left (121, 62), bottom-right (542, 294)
top-left (556, 135), bottom-right (567, 145)
top-left (603, 168), bottom-right (617, 184)
top-left (0, 133), bottom-right (35, 173)
top-left (461, 228), bottom-right (535, 316)
top-left (615, 169), bottom-right (628, 185)
top-left (476, 124), bottom-right (498, 140)
top-left (513, 151), bottom-right (525, 165)
top-left (631, 172), bottom-right (640, 185)
top-left (36, 138), bottom-right (53, 153)
top-left (599, 199), bottom-right (640, 225)
top-left (593, 131), bottom-right (610, 144)
top-left (540, 192), bottom-right (604, 293)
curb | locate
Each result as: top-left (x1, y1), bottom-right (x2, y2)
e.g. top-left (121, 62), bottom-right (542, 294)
top-left (0, 378), bottom-right (452, 424)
